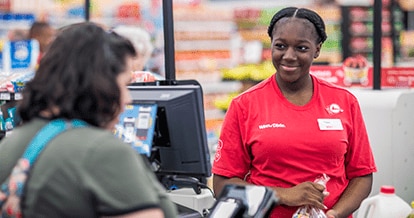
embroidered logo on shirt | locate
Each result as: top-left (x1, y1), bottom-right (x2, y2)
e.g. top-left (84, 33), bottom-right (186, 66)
top-left (325, 103), bottom-right (343, 115)
top-left (258, 123), bottom-right (286, 129)
top-left (214, 140), bottom-right (223, 162)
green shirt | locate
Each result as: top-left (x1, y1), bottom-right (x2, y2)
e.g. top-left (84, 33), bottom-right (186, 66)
top-left (0, 118), bottom-right (178, 217)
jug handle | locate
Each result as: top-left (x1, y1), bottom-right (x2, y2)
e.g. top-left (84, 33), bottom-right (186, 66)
top-left (356, 197), bottom-right (376, 218)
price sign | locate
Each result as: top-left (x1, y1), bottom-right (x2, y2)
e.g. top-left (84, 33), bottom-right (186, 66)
top-left (0, 92), bottom-right (11, 100)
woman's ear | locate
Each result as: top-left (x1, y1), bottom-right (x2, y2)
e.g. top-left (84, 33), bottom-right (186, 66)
top-left (314, 42), bottom-right (322, 59)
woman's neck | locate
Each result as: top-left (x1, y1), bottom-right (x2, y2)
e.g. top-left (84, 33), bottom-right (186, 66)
top-left (276, 74), bottom-right (314, 106)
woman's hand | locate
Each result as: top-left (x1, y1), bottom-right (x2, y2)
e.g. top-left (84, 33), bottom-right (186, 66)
top-left (326, 209), bottom-right (339, 218)
top-left (273, 181), bottom-right (327, 210)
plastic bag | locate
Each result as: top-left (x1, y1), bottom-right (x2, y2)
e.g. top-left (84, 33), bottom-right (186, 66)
top-left (292, 174), bottom-right (330, 218)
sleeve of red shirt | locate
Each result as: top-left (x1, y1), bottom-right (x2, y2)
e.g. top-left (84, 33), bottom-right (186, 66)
top-left (344, 96), bottom-right (377, 179)
top-left (212, 97), bottom-right (252, 179)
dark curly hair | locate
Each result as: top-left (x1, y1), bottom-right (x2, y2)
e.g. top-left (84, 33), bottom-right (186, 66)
top-left (18, 22), bottom-right (136, 127)
top-left (267, 7), bottom-right (327, 44)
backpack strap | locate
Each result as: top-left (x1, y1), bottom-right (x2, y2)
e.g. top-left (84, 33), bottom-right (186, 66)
top-left (0, 119), bottom-right (87, 218)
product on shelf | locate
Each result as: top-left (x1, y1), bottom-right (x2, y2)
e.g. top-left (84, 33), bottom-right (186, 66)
top-left (340, 2), bottom-right (403, 66)
top-left (343, 54), bottom-right (369, 86)
top-left (221, 61), bottom-right (274, 82)
top-left (173, 5), bottom-right (236, 83)
top-left (398, 0), bottom-right (414, 10)
top-left (400, 30), bottom-right (414, 61)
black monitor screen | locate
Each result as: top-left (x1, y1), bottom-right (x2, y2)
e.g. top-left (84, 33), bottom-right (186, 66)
top-left (127, 81), bottom-right (212, 183)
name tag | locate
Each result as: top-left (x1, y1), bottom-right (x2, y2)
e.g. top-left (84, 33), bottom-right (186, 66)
top-left (317, 119), bottom-right (343, 130)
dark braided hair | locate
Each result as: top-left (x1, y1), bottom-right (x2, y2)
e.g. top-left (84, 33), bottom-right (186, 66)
top-left (267, 7), bottom-right (327, 43)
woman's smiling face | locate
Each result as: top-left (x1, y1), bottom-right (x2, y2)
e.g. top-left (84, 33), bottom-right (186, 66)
top-left (270, 17), bottom-right (321, 84)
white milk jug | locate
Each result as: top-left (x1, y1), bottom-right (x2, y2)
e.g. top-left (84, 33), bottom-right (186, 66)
top-left (357, 185), bottom-right (411, 218)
